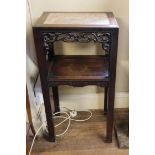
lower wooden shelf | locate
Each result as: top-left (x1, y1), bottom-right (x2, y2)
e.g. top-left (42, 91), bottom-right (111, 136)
top-left (48, 55), bottom-right (109, 85)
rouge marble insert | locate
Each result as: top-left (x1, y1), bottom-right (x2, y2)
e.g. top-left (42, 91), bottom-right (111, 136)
top-left (44, 13), bottom-right (110, 26)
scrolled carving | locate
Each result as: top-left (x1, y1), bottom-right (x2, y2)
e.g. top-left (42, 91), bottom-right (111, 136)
top-left (42, 32), bottom-right (111, 54)
top-left (48, 81), bottom-right (108, 87)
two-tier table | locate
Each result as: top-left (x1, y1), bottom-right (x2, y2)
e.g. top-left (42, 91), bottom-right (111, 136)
top-left (33, 12), bottom-right (119, 143)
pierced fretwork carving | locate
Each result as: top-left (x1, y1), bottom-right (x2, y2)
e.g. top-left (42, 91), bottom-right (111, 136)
top-left (42, 32), bottom-right (111, 54)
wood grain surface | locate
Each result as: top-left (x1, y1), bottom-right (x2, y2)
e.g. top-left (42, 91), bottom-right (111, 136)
top-left (27, 109), bottom-right (128, 155)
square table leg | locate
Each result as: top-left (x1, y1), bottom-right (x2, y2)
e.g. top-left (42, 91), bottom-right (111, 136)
top-left (104, 87), bottom-right (108, 115)
top-left (33, 28), bottom-right (56, 142)
top-left (52, 86), bottom-right (60, 113)
top-left (105, 28), bottom-right (119, 143)
top-left (105, 86), bottom-right (115, 143)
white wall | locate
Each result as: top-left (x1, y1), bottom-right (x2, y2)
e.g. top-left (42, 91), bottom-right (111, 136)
top-left (26, 0), bottom-right (129, 112)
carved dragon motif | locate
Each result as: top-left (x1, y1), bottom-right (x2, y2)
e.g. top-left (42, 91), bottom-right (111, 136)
top-left (42, 32), bottom-right (111, 54)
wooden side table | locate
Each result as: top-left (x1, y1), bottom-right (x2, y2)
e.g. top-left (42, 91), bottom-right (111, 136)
top-left (33, 12), bottom-right (119, 143)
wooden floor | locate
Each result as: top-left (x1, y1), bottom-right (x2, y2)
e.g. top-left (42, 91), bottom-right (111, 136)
top-left (27, 110), bottom-right (129, 155)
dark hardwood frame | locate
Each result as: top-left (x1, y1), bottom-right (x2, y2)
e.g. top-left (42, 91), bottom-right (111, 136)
top-left (33, 12), bottom-right (119, 143)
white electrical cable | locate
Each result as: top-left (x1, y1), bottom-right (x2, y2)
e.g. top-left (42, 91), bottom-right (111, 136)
top-left (61, 107), bottom-right (92, 122)
top-left (70, 110), bottom-right (92, 122)
top-left (28, 123), bottom-right (45, 155)
top-left (28, 108), bottom-right (92, 155)
top-left (52, 111), bottom-right (71, 136)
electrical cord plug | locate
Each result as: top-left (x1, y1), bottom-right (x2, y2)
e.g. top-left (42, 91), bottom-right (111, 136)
top-left (70, 110), bottom-right (77, 118)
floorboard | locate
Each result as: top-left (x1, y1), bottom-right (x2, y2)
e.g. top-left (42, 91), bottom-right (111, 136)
top-left (27, 109), bottom-right (129, 155)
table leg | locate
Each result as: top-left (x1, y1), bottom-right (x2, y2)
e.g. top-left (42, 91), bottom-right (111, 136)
top-left (105, 28), bottom-right (118, 143)
top-left (33, 28), bottom-right (55, 142)
top-left (52, 86), bottom-right (60, 113)
top-left (42, 81), bottom-right (55, 142)
top-left (105, 86), bottom-right (115, 143)
top-left (104, 87), bottom-right (108, 115)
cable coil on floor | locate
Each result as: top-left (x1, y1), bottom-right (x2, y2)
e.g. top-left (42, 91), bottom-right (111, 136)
top-left (28, 107), bottom-right (92, 155)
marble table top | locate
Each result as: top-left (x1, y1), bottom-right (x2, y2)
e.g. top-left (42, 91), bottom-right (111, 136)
top-left (34, 12), bottom-right (118, 28)
top-left (44, 12), bottom-right (110, 26)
